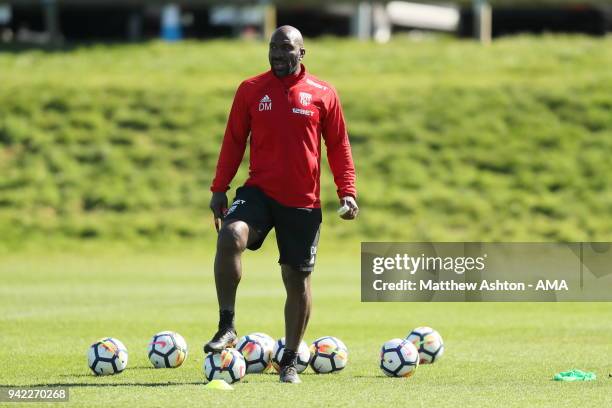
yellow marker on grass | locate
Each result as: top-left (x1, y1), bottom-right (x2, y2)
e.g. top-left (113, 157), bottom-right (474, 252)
top-left (204, 379), bottom-right (234, 390)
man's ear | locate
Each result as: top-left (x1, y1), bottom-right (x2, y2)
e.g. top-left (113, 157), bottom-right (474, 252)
top-left (300, 48), bottom-right (306, 60)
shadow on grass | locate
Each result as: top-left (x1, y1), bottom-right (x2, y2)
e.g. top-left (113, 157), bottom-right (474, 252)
top-left (4, 382), bottom-right (205, 388)
top-left (27, 366), bottom-right (204, 387)
top-left (352, 375), bottom-right (389, 379)
top-left (59, 365), bottom-right (158, 378)
top-left (59, 374), bottom-right (95, 378)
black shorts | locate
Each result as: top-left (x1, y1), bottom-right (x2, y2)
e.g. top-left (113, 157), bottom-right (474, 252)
top-left (223, 186), bottom-right (321, 272)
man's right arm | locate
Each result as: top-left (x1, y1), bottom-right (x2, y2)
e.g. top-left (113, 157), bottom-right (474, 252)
top-left (210, 83), bottom-right (250, 230)
top-left (211, 83), bottom-right (250, 194)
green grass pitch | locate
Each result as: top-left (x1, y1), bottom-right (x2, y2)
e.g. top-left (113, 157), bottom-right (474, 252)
top-left (1, 245), bottom-right (610, 407)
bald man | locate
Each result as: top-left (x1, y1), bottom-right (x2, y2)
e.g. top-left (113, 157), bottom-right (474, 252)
top-left (205, 26), bottom-right (358, 383)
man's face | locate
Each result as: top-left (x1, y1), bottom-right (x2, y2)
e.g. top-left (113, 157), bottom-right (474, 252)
top-left (268, 33), bottom-right (304, 77)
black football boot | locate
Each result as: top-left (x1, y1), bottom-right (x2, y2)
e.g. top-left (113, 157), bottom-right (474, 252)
top-left (279, 349), bottom-right (301, 384)
top-left (203, 310), bottom-right (237, 353)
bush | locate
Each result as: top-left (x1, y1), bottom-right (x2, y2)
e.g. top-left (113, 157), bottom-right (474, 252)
top-left (1, 36), bottom-right (611, 246)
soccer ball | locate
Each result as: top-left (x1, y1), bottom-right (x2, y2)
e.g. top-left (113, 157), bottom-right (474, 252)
top-left (406, 326), bottom-right (444, 364)
top-left (250, 332), bottom-right (275, 352)
top-left (309, 336), bottom-right (348, 374)
top-left (380, 338), bottom-right (419, 377)
top-left (203, 349), bottom-right (246, 384)
top-left (236, 334), bottom-right (272, 373)
top-left (271, 337), bottom-right (311, 373)
top-left (147, 331), bottom-right (188, 368)
top-left (87, 337), bottom-right (128, 376)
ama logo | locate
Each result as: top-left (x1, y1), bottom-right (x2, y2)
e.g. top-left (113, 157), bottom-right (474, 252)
top-left (259, 95), bottom-right (272, 111)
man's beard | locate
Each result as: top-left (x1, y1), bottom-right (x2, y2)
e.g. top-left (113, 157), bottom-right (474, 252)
top-left (271, 58), bottom-right (298, 77)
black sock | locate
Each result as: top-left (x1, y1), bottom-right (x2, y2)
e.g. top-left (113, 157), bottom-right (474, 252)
top-left (219, 309), bottom-right (235, 330)
top-left (280, 349), bottom-right (297, 367)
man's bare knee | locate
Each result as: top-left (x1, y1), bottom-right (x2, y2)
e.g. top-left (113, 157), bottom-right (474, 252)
top-left (281, 265), bottom-right (311, 290)
top-left (217, 221), bottom-right (249, 254)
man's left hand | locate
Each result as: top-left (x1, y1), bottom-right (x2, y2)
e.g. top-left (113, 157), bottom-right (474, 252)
top-left (339, 196), bottom-right (359, 220)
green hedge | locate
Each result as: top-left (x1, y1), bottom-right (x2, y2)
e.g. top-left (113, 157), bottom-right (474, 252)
top-left (1, 36), bottom-right (611, 246)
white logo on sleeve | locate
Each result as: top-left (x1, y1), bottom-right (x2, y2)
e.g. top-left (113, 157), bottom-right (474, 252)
top-left (299, 92), bottom-right (312, 106)
top-left (259, 95), bottom-right (272, 111)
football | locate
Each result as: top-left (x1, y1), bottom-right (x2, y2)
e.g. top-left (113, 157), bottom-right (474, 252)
top-left (250, 332), bottom-right (275, 353)
top-left (380, 338), bottom-right (419, 378)
top-left (309, 336), bottom-right (348, 374)
top-left (147, 330), bottom-right (188, 368)
top-left (271, 337), bottom-right (311, 373)
top-left (203, 349), bottom-right (246, 384)
top-left (406, 326), bottom-right (444, 364)
top-left (236, 334), bottom-right (272, 373)
top-left (87, 337), bottom-right (128, 376)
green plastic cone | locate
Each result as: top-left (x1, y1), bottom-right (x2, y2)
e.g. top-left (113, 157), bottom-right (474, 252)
top-left (553, 369), bottom-right (596, 382)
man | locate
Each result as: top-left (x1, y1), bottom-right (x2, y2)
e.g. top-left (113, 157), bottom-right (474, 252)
top-left (204, 25), bottom-right (358, 384)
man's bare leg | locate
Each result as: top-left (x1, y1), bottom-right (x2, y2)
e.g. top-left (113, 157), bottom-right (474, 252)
top-left (279, 264), bottom-right (312, 383)
top-left (204, 220), bottom-right (260, 353)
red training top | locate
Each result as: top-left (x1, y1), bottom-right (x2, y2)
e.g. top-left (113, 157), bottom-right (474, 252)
top-left (210, 64), bottom-right (356, 208)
